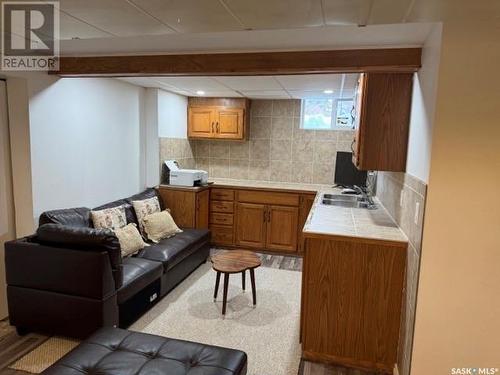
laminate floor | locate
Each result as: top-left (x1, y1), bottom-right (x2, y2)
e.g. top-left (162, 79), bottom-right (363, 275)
top-left (0, 252), bottom-right (373, 375)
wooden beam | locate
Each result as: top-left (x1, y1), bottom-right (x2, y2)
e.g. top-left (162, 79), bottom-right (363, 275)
top-left (54, 48), bottom-right (421, 77)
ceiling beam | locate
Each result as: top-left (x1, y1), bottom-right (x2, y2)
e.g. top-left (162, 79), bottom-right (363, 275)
top-left (53, 48), bottom-right (422, 77)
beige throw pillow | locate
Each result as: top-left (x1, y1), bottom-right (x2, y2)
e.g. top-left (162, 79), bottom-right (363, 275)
top-left (91, 205), bottom-right (127, 230)
top-left (114, 223), bottom-right (148, 257)
top-left (142, 210), bottom-right (182, 243)
top-left (132, 197), bottom-right (161, 234)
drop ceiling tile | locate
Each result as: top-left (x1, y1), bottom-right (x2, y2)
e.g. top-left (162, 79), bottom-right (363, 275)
top-left (215, 76), bottom-right (282, 91)
top-left (240, 90), bottom-right (290, 99)
top-left (368, 0), bottom-right (415, 24)
top-left (289, 89), bottom-right (356, 99)
top-left (289, 90), bottom-right (338, 99)
top-left (224, 0), bottom-right (324, 29)
top-left (132, 0), bottom-right (243, 33)
top-left (56, 0), bottom-right (174, 37)
top-left (58, 13), bottom-right (113, 40)
top-left (153, 77), bottom-right (229, 92)
top-left (197, 91), bottom-right (243, 98)
top-left (322, 0), bottom-right (363, 25)
top-left (276, 74), bottom-right (345, 91)
top-left (117, 77), bottom-right (160, 88)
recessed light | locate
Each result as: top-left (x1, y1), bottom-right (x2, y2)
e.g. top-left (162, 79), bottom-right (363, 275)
top-left (323, 89), bottom-right (334, 94)
top-left (196, 90), bottom-right (205, 96)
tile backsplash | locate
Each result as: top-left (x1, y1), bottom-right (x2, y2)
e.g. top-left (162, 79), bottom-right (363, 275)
top-left (159, 99), bottom-right (355, 185)
top-left (376, 172), bottom-right (427, 375)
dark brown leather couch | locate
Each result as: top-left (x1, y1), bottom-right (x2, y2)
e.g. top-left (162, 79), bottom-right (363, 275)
top-left (5, 188), bottom-right (210, 338)
top-left (42, 327), bottom-right (247, 375)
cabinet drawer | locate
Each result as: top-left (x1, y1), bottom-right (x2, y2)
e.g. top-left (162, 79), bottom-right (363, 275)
top-left (210, 225), bottom-right (234, 245)
top-left (210, 212), bottom-right (234, 225)
top-left (237, 190), bottom-right (299, 206)
top-left (210, 200), bottom-right (234, 213)
top-left (211, 188), bottom-right (234, 201)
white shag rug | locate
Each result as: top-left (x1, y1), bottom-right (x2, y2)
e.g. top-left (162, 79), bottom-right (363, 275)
top-left (11, 262), bottom-right (302, 375)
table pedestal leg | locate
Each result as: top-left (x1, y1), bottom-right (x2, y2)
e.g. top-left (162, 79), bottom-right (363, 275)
top-left (242, 270), bottom-right (246, 291)
top-left (250, 269), bottom-right (256, 306)
top-left (213, 271), bottom-right (221, 301)
top-left (222, 273), bottom-right (229, 315)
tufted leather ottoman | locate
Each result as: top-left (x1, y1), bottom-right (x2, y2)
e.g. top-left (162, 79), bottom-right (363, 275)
top-left (42, 327), bottom-right (247, 375)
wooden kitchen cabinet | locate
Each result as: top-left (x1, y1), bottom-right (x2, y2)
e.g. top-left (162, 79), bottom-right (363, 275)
top-left (235, 190), bottom-right (300, 253)
top-left (266, 205), bottom-right (299, 252)
top-left (352, 72), bottom-right (413, 172)
top-left (187, 98), bottom-right (249, 140)
top-left (157, 186), bottom-right (209, 229)
top-left (188, 107), bottom-right (214, 138)
top-left (235, 203), bottom-right (267, 249)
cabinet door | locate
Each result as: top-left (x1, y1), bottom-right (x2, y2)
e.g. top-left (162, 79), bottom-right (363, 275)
top-left (266, 205), bottom-right (299, 253)
top-left (297, 194), bottom-right (315, 254)
top-left (188, 107), bottom-right (214, 138)
top-left (195, 189), bottom-right (210, 229)
top-left (215, 108), bottom-right (244, 139)
top-left (158, 189), bottom-right (196, 228)
top-left (235, 202), bottom-right (266, 248)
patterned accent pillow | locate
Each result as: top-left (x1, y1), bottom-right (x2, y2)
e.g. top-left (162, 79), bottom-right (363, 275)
top-left (132, 196), bottom-right (161, 234)
top-left (114, 223), bottom-right (149, 257)
top-left (91, 205), bottom-right (127, 230)
top-left (142, 210), bottom-right (182, 243)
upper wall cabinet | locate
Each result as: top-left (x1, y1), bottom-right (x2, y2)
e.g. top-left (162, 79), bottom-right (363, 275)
top-left (352, 72), bottom-right (414, 172)
top-left (187, 97), bottom-right (250, 140)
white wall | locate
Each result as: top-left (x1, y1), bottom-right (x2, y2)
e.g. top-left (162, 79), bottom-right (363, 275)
top-left (144, 88), bottom-right (160, 186)
top-left (29, 78), bottom-right (146, 220)
top-left (405, 23), bottom-right (442, 182)
top-left (157, 89), bottom-right (188, 139)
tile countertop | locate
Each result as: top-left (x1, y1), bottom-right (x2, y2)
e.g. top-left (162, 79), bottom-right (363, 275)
top-left (208, 178), bottom-right (331, 193)
top-left (160, 178), bottom-right (408, 243)
top-left (303, 187), bottom-right (408, 243)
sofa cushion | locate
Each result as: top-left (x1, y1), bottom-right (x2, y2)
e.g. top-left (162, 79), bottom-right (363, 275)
top-left (39, 207), bottom-right (91, 227)
top-left (137, 229), bottom-right (210, 271)
top-left (126, 188), bottom-right (162, 208)
top-left (131, 196), bottom-right (161, 234)
top-left (41, 327), bottom-right (248, 375)
top-left (93, 199), bottom-right (136, 227)
top-left (91, 205), bottom-right (128, 230)
top-left (142, 210), bottom-right (182, 243)
top-left (118, 258), bottom-right (162, 304)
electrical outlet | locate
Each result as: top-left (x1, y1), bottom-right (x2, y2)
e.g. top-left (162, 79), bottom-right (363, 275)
top-left (414, 202), bottom-right (420, 225)
top-left (400, 190), bottom-right (404, 207)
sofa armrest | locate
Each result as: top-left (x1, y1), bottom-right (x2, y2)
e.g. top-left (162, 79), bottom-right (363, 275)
top-left (5, 238), bottom-right (118, 300)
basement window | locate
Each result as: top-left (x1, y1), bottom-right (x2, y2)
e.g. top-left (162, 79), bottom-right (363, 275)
top-left (300, 98), bottom-right (355, 130)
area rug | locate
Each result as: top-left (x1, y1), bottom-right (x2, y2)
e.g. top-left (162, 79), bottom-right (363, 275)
top-left (10, 262), bottom-right (302, 375)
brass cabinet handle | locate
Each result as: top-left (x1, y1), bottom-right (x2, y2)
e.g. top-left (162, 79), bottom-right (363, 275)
top-left (211, 122), bottom-right (215, 133)
top-left (267, 209), bottom-right (271, 222)
top-left (216, 122), bottom-right (220, 133)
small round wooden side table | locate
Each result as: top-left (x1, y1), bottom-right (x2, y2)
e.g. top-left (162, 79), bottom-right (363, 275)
top-left (210, 250), bottom-right (261, 316)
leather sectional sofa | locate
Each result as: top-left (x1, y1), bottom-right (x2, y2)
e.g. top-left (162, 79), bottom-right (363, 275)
top-left (4, 188), bottom-right (210, 338)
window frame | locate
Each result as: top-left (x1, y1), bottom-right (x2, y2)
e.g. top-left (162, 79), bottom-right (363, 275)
top-left (300, 97), bottom-right (354, 131)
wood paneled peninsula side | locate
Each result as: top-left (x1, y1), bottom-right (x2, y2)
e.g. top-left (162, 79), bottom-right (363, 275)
top-left (301, 188), bottom-right (408, 373)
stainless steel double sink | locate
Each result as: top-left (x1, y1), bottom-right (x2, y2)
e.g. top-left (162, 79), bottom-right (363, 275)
top-left (321, 193), bottom-right (377, 209)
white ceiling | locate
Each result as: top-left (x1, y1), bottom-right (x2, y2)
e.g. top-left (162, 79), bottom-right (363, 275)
top-left (23, 0), bottom-right (428, 41)
top-left (118, 73), bottom-right (359, 99)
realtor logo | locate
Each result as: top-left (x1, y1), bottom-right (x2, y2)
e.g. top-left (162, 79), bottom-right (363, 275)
top-left (1, 1), bottom-right (59, 71)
